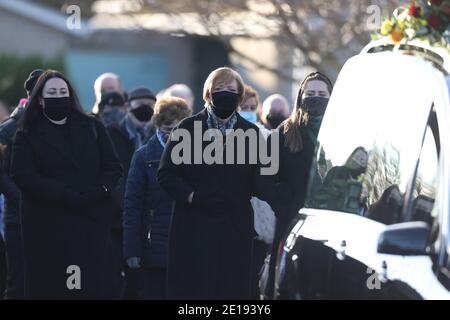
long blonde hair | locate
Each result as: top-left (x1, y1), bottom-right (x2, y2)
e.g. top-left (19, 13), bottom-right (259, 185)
top-left (282, 72), bottom-right (333, 153)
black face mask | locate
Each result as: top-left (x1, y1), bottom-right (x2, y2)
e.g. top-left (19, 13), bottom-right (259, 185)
top-left (301, 97), bottom-right (329, 116)
top-left (131, 104), bottom-right (154, 122)
top-left (43, 97), bottom-right (71, 121)
top-left (266, 113), bottom-right (286, 129)
top-left (211, 91), bottom-right (239, 119)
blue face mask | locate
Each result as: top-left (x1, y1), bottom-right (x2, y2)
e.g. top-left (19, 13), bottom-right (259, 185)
top-left (101, 108), bottom-right (126, 126)
top-left (239, 111), bottom-right (257, 124)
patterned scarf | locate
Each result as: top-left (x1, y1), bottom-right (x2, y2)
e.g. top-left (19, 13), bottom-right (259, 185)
top-left (205, 103), bottom-right (237, 135)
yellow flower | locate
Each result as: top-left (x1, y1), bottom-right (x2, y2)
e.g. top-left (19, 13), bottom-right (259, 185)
top-left (397, 18), bottom-right (406, 30)
top-left (381, 20), bottom-right (394, 35)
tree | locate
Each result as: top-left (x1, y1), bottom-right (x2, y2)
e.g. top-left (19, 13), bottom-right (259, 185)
top-left (33, 0), bottom-right (402, 81)
top-left (0, 54), bottom-right (65, 107)
top-left (92, 0), bottom-right (401, 81)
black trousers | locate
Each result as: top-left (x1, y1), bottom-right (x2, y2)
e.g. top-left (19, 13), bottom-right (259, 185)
top-left (264, 218), bottom-right (292, 300)
top-left (105, 229), bottom-right (125, 299)
top-left (3, 224), bottom-right (24, 299)
top-left (123, 266), bottom-right (139, 300)
top-left (0, 234), bottom-right (6, 299)
top-left (139, 267), bottom-right (167, 300)
top-left (251, 239), bottom-right (269, 300)
top-left (125, 267), bottom-right (167, 300)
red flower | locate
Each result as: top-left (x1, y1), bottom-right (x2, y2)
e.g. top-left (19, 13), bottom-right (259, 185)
top-left (408, 4), bottom-right (421, 17)
top-left (427, 14), bottom-right (441, 29)
top-left (430, 0), bottom-right (443, 5)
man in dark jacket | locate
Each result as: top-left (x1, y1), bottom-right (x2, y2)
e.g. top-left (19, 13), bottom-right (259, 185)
top-left (123, 97), bottom-right (191, 299)
top-left (106, 87), bottom-right (156, 298)
top-left (0, 69), bottom-right (43, 299)
top-left (107, 87), bottom-right (157, 183)
top-left (92, 72), bottom-right (125, 117)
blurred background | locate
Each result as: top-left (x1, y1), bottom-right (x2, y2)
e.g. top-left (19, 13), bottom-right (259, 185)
top-left (0, 0), bottom-right (401, 114)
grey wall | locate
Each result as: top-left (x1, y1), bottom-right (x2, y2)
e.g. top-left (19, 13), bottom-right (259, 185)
top-left (0, 8), bottom-right (68, 58)
top-left (68, 30), bottom-right (196, 110)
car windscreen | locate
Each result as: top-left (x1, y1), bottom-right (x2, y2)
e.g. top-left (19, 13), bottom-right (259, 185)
top-left (304, 53), bottom-right (435, 220)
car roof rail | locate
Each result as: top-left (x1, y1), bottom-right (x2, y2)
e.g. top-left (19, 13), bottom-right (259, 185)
top-left (361, 40), bottom-right (449, 75)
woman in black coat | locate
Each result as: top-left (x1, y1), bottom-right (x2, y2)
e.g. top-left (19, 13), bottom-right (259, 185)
top-left (157, 67), bottom-right (271, 300)
top-left (264, 72), bottom-right (333, 299)
top-left (11, 70), bottom-right (123, 299)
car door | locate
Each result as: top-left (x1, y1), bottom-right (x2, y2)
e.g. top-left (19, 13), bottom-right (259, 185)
top-left (375, 105), bottom-right (450, 299)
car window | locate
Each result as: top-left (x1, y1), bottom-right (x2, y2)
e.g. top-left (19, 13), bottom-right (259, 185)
top-left (411, 110), bottom-right (450, 292)
top-left (304, 54), bottom-right (435, 222)
top-left (408, 113), bottom-right (439, 229)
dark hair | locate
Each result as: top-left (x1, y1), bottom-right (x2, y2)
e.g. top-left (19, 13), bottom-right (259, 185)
top-left (19, 70), bottom-right (88, 132)
top-left (294, 72), bottom-right (333, 110)
top-left (24, 69), bottom-right (45, 96)
top-left (367, 184), bottom-right (402, 224)
top-left (282, 72), bottom-right (333, 153)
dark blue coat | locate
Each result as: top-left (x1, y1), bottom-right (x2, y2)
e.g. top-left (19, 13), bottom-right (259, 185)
top-left (123, 134), bottom-right (173, 268)
top-left (0, 106), bottom-right (24, 225)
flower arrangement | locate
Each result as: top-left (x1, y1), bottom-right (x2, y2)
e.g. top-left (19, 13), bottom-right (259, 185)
top-left (374, 0), bottom-right (450, 48)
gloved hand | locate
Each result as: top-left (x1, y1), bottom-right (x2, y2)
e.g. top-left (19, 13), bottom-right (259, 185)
top-left (126, 257), bottom-right (141, 269)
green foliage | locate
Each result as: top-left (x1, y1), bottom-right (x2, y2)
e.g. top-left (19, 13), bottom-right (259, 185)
top-left (0, 54), bottom-right (65, 107)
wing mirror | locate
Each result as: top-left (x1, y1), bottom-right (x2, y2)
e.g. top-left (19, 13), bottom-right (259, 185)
top-left (377, 221), bottom-right (430, 256)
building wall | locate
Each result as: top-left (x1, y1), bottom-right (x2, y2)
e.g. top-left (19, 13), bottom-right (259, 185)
top-left (231, 37), bottom-right (295, 107)
top-left (68, 30), bottom-right (195, 110)
top-left (0, 8), bottom-right (68, 58)
top-left (0, 7), bottom-right (291, 111)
